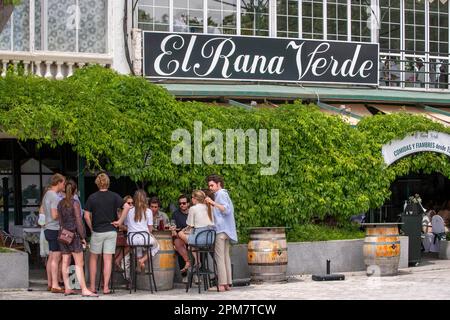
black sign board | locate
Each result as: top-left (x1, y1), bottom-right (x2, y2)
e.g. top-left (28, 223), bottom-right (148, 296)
top-left (143, 32), bottom-right (379, 85)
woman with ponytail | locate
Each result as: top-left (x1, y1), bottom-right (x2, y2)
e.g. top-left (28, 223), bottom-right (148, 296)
top-left (178, 190), bottom-right (215, 247)
top-left (112, 189), bottom-right (159, 271)
top-left (58, 180), bottom-right (97, 297)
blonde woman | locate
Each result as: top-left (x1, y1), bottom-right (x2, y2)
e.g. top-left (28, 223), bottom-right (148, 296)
top-left (178, 190), bottom-right (215, 247)
top-left (113, 189), bottom-right (159, 271)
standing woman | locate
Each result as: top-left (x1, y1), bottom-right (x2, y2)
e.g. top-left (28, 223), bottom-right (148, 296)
top-left (205, 174), bottom-right (237, 292)
top-left (58, 180), bottom-right (98, 297)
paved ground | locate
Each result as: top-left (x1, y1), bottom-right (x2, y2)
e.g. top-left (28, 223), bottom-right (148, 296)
top-left (2, 257), bottom-right (450, 300)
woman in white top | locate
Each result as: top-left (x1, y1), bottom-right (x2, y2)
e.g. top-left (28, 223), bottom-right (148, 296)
top-left (178, 190), bottom-right (215, 246)
top-left (113, 189), bottom-right (159, 271)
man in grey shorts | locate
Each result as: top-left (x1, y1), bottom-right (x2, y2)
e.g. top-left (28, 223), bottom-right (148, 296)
top-left (84, 173), bottom-right (123, 294)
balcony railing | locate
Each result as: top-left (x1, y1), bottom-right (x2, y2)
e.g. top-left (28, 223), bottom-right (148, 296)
top-left (380, 51), bottom-right (450, 91)
top-left (0, 51), bottom-right (113, 79)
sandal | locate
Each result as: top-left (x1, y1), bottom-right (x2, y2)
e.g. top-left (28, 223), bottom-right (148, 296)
top-left (180, 262), bottom-right (191, 273)
top-left (82, 293), bottom-right (99, 297)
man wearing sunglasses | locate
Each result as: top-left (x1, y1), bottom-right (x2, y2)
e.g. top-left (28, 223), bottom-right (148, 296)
top-left (171, 194), bottom-right (190, 274)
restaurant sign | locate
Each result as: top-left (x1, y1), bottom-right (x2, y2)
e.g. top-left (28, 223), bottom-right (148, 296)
top-left (143, 32), bottom-right (379, 85)
top-left (382, 131), bottom-right (450, 166)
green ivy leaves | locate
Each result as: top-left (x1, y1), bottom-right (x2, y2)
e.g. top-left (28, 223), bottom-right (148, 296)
top-left (0, 66), bottom-right (449, 242)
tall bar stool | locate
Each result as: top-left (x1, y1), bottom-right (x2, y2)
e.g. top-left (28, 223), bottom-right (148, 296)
top-left (128, 231), bottom-right (157, 294)
top-left (186, 229), bottom-right (218, 293)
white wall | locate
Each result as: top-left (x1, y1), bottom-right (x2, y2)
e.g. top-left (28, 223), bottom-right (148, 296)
top-left (111, 0), bottom-right (131, 75)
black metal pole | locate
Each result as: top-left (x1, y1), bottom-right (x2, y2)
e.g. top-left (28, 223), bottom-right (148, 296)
top-left (2, 177), bottom-right (9, 233)
top-left (326, 259), bottom-right (330, 275)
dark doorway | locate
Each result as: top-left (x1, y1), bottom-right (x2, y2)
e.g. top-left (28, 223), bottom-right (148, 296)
top-left (367, 172), bottom-right (450, 223)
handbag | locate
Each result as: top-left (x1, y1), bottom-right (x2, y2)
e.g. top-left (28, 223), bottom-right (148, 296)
top-left (57, 203), bottom-right (75, 245)
top-left (58, 228), bottom-right (75, 245)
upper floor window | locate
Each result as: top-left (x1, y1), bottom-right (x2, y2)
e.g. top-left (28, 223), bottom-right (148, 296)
top-left (351, 0), bottom-right (371, 43)
top-left (138, 0), bottom-right (170, 31)
top-left (207, 0), bottom-right (237, 34)
top-left (241, 0), bottom-right (269, 36)
top-left (429, 0), bottom-right (448, 56)
top-left (327, 0), bottom-right (347, 41)
top-left (277, 0), bottom-right (298, 38)
top-left (379, 0), bottom-right (401, 53)
top-left (302, 0), bottom-right (323, 39)
top-left (0, 0), bottom-right (108, 54)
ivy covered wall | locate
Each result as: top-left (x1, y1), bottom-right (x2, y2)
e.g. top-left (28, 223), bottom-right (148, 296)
top-left (0, 66), bottom-right (449, 239)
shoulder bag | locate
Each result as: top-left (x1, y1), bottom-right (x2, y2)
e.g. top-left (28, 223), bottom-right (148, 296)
top-left (57, 202), bottom-right (75, 245)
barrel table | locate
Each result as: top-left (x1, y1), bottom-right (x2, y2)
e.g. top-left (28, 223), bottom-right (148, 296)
top-left (247, 227), bottom-right (288, 283)
top-left (361, 223), bottom-right (402, 276)
top-left (137, 230), bottom-right (176, 291)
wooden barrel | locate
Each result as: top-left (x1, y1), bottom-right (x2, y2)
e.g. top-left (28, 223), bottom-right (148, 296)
top-left (137, 230), bottom-right (175, 291)
top-left (363, 223), bottom-right (401, 276)
top-left (247, 227), bottom-right (288, 283)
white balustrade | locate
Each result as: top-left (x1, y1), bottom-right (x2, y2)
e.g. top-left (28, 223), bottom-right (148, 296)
top-left (0, 51), bottom-right (113, 79)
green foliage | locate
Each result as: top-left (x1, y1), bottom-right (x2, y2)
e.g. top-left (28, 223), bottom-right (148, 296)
top-left (0, 66), bottom-right (449, 242)
top-left (0, 247), bottom-right (13, 253)
top-left (285, 223), bottom-right (365, 242)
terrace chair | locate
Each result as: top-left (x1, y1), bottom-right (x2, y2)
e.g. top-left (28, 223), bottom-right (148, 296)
top-left (186, 229), bottom-right (218, 293)
top-left (0, 230), bottom-right (24, 250)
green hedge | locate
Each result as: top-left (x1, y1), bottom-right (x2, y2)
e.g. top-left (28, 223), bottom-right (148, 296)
top-left (0, 66), bottom-right (449, 242)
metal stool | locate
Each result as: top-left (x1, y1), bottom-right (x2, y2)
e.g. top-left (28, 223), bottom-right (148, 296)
top-left (186, 229), bottom-right (218, 293)
top-left (128, 231), bottom-right (157, 294)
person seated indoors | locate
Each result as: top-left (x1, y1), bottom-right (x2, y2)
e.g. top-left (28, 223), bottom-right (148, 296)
top-left (113, 190), bottom-right (159, 272)
top-left (177, 190), bottom-right (215, 266)
top-left (170, 194), bottom-right (190, 273)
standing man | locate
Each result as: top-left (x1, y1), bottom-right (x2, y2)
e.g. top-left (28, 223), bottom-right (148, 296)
top-left (43, 173), bottom-right (66, 293)
top-left (171, 194), bottom-right (190, 273)
top-left (149, 197), bottom-right (169, 229)
top-left (205, 174), bottom-right (237, 292)
top-left (84, 173), bottom-right (123, 294)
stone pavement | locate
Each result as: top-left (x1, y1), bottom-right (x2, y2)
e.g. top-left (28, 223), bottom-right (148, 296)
top-left (2, 257), bottom-right (450, 300)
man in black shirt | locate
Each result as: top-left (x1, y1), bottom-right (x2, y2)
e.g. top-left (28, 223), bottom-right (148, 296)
top-left (171, 194), bottom-right (190, 273)
top-left (84, 173), bottom-right (123, 294)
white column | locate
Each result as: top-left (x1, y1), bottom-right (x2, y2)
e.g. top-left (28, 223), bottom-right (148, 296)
top-left (203, 0), bottom-right (208, 33)
top-left (236, 0), bottom-right (241, 35)
top-left (298, 0), bottom-right (302, 38)
top-left (30, 0), bottom-right (35, 52)
top-left (1, 62), bottom-right (7, 77)
top-left (400, 0), bottom-right (405, 88)
top-left (425, 0), bottom-right (430, 90)
top-left (169, 0), bottom-right (174, 32)
top-left (23, 61), bottom-right (31, 75)
top-left (347, 0), bottom-right (351, 42)
top-left (44, 61), bottom-right (53, 78)
top-left (43, 0), bottom-right (48, 50)
top-left (67, 62), bottom-right (75, 77)
top-left (55, 62), bottom-right (64, 80)
top-left (323, 0), bottom-right (327, 40)
top-left (370, 0), bottom-right (380, 43)
top-left (35, 61), bottom-right (42, 77)
top-left (270, 0), bottom-right (277, 37)
top-left (12, 60), bottom-right (19, 74)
